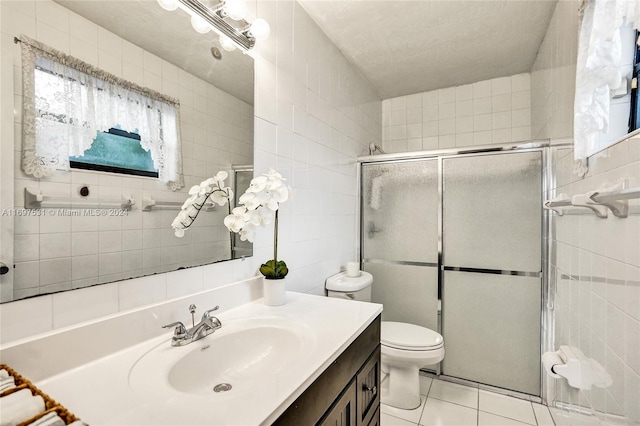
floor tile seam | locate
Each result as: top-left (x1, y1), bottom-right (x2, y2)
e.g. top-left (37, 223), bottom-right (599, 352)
top-left (383, 411), bottom-right (420, 425)
top-left (427, 394), bottom-right (479, 410)
top-left (416, 396), bottom-right (430, 426)
top-left (531, 403), bottom-right (542, 426)
top-left (477, 408), bottom-right (537, 426)
top-left (477, 388), bottom-right (481, 426)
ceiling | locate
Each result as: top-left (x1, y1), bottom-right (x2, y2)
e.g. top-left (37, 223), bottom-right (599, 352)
top-left (55, 0), bottom-right (254, 104)
top-left (54, 0), bottom-right (559, 104)
top-left (298, 0), bottom-right (559, 99)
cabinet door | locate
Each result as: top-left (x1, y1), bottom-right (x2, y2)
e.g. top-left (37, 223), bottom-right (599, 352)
top-left (318, 380), bottom-right (357, 426)
top-left (356, 346), bottom-right (380, 426)
top-left (366, 408), bottom-right (380, 426)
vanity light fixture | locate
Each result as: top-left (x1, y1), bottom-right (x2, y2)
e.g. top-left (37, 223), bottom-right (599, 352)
top-left (156, 0), bottom-right (270, 52)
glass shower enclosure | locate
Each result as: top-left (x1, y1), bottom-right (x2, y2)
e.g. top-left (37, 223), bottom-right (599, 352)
top-left (360, 146), bottom-right (544, 397)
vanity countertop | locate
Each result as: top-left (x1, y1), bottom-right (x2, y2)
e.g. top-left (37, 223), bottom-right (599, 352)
top-left (35, 292), bottom-right (382, 426)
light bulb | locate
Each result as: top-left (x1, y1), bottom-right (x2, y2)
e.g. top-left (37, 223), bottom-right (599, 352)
top-left (191, 15), bottom-right (210, 34)
top-left (157, 0), bottom-right (179, 11)
top-left (224, 0), bottom-right (247, 21)
top-left (249, 18), bottom-right (270, 41)
top-left (219, 35), bottom-right (237, 52)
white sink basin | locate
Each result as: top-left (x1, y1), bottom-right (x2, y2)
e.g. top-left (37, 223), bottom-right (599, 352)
top-left (128, 317), bottom-right (312, 398)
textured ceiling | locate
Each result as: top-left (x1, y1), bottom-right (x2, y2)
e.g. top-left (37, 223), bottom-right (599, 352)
top-left (298, 0), bottom-right (559, 99)
top-left (54, 0), bottom-right (254, 104)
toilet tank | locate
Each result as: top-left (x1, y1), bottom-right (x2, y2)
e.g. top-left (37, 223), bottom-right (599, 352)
top-left (325, 271), bottom-right (373, 302)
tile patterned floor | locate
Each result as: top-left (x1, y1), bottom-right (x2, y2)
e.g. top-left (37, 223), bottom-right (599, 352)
top-left (381, 375), bottom-right (555, 426)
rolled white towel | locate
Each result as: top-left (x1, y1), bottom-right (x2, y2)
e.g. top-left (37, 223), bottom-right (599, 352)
top-left (0, 392), bottom-right (45, 426)
top-left (0, 388), bottom-right (32, 407)
top-left (0, 377), bottom-right (15, 392)
top-left (0, 370), bottom-right (9, 379)
top-left (27, 412), bottom-right (65, 426)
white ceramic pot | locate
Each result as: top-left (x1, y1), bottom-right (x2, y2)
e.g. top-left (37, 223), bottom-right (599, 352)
top-left (263, 276), bottom-right (286, 306)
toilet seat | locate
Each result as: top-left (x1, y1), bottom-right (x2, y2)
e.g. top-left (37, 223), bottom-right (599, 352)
top-left (381, 321), bottom-right (443, 351)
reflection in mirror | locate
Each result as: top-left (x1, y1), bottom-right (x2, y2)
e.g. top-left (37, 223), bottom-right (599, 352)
top-left (1, 0), bottom-right (254, 303)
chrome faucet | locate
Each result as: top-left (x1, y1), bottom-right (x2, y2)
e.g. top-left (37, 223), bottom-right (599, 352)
top-left (162, 305), bottom-right (222, 346)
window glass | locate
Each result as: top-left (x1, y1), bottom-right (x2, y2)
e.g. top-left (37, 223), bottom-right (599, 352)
top-left (69, 127), bottom-right (159, 177)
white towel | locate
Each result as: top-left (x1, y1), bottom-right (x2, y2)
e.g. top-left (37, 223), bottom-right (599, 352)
top-left (0, 370), bottom-right (9, 379)
top-left (0, 391), bottom-right (45, 426)
top-left (27, 412), bottom-right (65, 426)
top-left (0, 377), bottom-right (15, 392)
top-left (67, 421), bottom-right (87, 426)
top-left (0, 388), bottom-right (32, 407)
top-left (370, 176), bottom-right (382, 210)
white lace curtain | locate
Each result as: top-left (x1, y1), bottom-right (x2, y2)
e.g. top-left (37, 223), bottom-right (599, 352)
top-left (574, 0), bottom-right (640, 162)
top-left (20, 35), bottom-right (184, 190)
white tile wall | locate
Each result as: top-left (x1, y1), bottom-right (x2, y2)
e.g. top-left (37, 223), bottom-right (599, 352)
top-left (0, 0), bottom-right (381, 343)
top-left (534, 2), bottom-right (640, 424)
top-left (0, 0), bottom-right (253, 301)
top-left (530, 1), bottom-right (578, 141)
top-left (250, 0), bottom-right (381, 296)
top-left (550, 139), bottom-right (640, 425)
top-left (381, 74), bottom-right (531, 153)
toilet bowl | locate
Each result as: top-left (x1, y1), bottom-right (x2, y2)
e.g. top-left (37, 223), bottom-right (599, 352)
top-left (325, 270), bottom-right (445, 410)
top-left (381, 321), bottom-right (444, 409)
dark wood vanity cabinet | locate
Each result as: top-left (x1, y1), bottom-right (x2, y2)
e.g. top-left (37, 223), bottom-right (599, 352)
top-left (273, 315), bottom-right (381, 426)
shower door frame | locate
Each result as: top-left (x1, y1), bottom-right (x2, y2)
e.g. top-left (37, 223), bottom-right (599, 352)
top-left (357, 141), bottom-right (554, 404)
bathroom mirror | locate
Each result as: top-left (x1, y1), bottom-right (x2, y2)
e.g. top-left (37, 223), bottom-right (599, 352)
top-left (1, 0), bottom-right (254, 303)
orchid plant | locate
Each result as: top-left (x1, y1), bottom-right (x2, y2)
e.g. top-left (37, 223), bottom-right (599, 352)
top-left (224, 169), bottom-right (291, 280)
top-left (172, 171), bottom-right (233, 238)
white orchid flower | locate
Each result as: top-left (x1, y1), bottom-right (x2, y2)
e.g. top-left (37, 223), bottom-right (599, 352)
top-left (265, 169), bottom-right (284, 181)
top-left (181, 198), bottom-right (193, 209)
top-left (214, 171), bottom-right (228, 182)
top-left (224, 206), bottom-right (250, 233)
top-left (239, 222), bottom-right (256, 242)
top-left (239, 192), bottom-right (258, 209)
top-left (272, 186), bottom-right (290, 203)
top-left (173, 172), bottom-right (235, 237)
top-left (188, 185), bottom-right (202, 196)
top-left (248, 207), bottom-right (273, 226)
top-left (210, 187), bottom-right (232, 206)
top-left (200, 177), bottom-right (216, 192)
top-left (247, 176), bottom-right (267, 193)
top-left (171, 215), bottom-right (184, 228)
top-left (266, 197), bottom-right (279, 211)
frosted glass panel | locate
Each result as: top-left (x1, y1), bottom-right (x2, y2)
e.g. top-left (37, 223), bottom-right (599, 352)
top-left (362, 160), bottom-right (438, 263)
top-left (442, 152), bottom-right (542, 272)
top-left (365, 262), bottom-right (438, 331)
top-left (442, 271), bottom-right (541, 395)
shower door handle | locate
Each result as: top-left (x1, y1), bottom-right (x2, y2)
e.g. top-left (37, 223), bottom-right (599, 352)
top-left (0, 262), bottom-right (9, 275)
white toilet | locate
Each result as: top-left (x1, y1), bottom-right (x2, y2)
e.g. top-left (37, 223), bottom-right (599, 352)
top-left (326, 270), bottom-right (445, 410)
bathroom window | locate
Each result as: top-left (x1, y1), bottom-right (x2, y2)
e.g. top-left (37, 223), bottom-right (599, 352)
top-left (574, 5), bottom-right (639, 161)
top-left (20, 35), bottom-right (184, 190)
top-left (69, 127), bottom-right (159, 178)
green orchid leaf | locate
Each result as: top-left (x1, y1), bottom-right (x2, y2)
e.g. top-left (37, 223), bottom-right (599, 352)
top-left (260, 259), bottom-right (288, 279)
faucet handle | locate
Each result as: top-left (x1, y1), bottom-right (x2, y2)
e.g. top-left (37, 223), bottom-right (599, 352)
top-left (202, 306), bottom-right (220, 320)
top-left (162, 321), bottom-right (187, 336)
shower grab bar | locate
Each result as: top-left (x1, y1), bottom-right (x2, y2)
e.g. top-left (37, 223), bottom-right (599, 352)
top-left (543, 179), bottom-right (640, 218)
top-left (24, 188), bottom-right (134, 210)
top-left (591, 186), bottom-right (640, 202)
top-left (543, 194), bottom-right (572, 215)
top-left (141, 196), bottom-right (216, 212)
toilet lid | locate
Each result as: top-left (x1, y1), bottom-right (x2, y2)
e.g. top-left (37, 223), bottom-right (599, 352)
top-left (381, 321), bottom-right (443, 350)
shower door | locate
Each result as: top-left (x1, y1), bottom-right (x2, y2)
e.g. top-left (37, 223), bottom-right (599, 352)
top-left (361, 159), bottom-right (439, 332)
top-left (359, 148), bottom-right (543, 397)
top-left (441, 151), bottom-right (542, 395)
